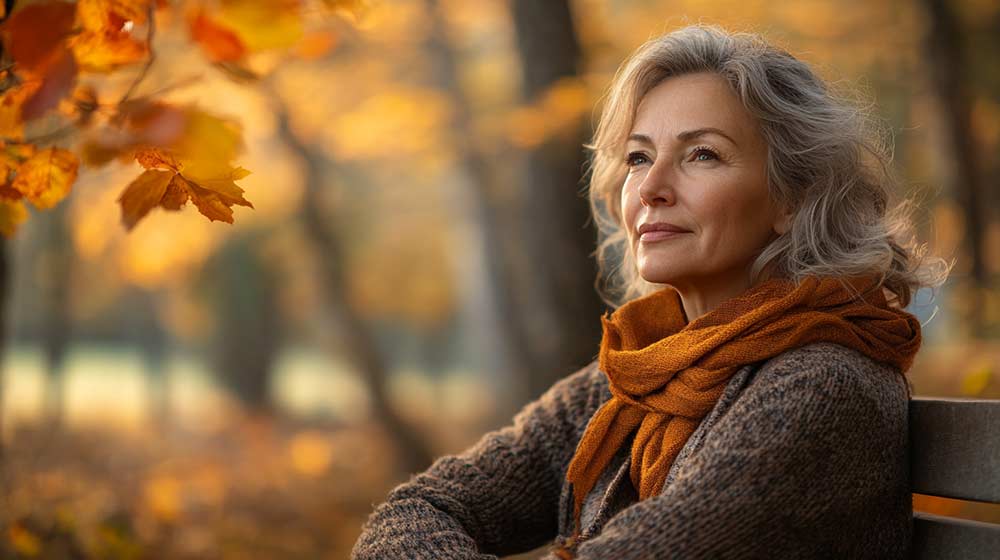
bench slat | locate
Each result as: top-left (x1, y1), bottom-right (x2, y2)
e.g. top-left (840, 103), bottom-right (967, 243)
top-left (909, 397), bottom-right (1000, 503)
top-left (912, 511), bottom-right (1000, 559)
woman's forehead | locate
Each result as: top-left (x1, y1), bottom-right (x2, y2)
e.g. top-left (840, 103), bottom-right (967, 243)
top-left (630, 75), bottom-right (760, 145)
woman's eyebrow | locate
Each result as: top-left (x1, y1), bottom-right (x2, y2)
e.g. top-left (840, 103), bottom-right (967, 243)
top-left (627, 127), bottom-right (738, 147)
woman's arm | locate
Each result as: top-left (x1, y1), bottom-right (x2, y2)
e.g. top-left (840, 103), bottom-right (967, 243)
top-left (568, 343), bottom-right (911, 559)
top-left (352, 361), bottom-right (603, 560)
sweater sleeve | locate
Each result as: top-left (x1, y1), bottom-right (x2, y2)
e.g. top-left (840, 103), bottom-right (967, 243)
top-left (351, 361), bottom-right (603, 560)
top-left (570, 344), bottom-right (911, 559)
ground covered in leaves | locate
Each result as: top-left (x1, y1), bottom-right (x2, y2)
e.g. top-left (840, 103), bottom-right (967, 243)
top-left (0, 414), bottom-right (400, 559)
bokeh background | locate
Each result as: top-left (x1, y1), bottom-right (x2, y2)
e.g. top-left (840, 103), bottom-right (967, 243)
top-left (2, 0), bottom-right (999, 558)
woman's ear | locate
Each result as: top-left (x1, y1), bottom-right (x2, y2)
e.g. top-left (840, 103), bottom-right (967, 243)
top-left (772, 210), bottom-right (793, 236)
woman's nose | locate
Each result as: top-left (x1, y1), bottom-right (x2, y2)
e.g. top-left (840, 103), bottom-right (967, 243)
top-left (638, 161), bottom-right (677, 207)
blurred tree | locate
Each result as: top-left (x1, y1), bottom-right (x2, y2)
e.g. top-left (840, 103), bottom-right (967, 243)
top-left (509, 0), bottom-right (605, 401)
top-left (199, 232), bottom-right (283, 413)
top-left (268, 88), bottom-right (435, 475)
top-left (920, 0), bottom-right (988, 333)
top-left (128, 287), bottom-right (170, 427)
top-left (37, 202), bottom-right (73, 424)
top-left (422, 0), bottom-right (535, 411)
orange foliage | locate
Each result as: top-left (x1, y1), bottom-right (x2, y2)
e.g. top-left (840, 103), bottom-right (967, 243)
top-left (0, 0), bottom-right (365, 237)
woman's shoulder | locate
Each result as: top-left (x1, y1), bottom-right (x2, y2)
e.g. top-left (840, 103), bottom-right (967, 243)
top-left (753, 341), bottom-right (911, 413)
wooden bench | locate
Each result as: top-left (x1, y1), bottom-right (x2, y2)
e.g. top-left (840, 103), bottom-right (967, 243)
top-left (909, 397), bottom-right (1000, 559)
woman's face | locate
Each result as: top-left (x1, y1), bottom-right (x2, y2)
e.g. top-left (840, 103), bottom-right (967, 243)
top-left (621, 71), bottom-right (788, 295)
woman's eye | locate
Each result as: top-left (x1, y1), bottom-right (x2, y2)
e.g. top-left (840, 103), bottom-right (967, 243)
top-left (625, 152), bottom-right (649, 167)
top-left (691, 147), bottom-right (719, 162)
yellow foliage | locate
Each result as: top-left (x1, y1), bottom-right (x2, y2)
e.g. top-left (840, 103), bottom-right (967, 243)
top-left (506, 77), bottom-right (589, 148)
top-left (12, 147), bottom-right (79, 209)
top-left (0, 199), bottom-right (29, 238)
top-left (76, 0), bottom-right (152, 30)
top-left (69, 30), bottom-right (149, 72)
top-left (329, 88), bottom-right (452, 160)
top-left (0, 82), bottom-right (42, 139)
top-left (216, 0), bottom-right (304, 52)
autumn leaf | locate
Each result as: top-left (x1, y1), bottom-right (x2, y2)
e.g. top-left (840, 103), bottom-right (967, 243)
top-left (21, 49), bottom-right (79, 120)
top-left (171, 108), bottom-right (244, 165)
top-left (12, 147), bottom-right (79, 209)
top-left (70, 0), bottom-right (153, 72)
top-left (70, 30), bottom-right (149, 72)
top-left (76, 0), bottom-right (151, 31)
top-left (0, 142), bottom-right (36, 186)
top-left (135, 146), bottom-right (180, 171)
top-left (118, 145), bottom-right (253, 229)
top-left (169, 174), bottom-right (229, 223)
top-left (79, 101), bottom-right (186, 166)
top-left (0, 82), bottom-right (42, 138)
top-left (0, 173), bottom-right (29, 236)
top-left (214, 0), bottom-right (304, 52)
top-left (0, 1), bottom-right (78, 76)
top-left (118, 168), bottom-right (173, 229)
top-left (189, 9), bottom-right (247, 62)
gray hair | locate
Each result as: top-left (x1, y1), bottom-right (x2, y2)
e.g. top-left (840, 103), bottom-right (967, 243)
top-left (586, 24), bottom-right (952, 310)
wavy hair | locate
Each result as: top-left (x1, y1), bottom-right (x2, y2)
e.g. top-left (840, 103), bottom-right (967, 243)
top-left (586, 23), bottom-right (952, 310)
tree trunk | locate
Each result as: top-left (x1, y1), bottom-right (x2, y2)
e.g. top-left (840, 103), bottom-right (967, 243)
top-left (509, 0), bottom-right (606, 401)
top-left (38, 205), bottom-right (73, 425)
top-left (267, 89), bottom-right (435, 475)
top-left (920, 0), bottom-right (988, 334)
top-left (423, 0), bottom-right (538, 419)
top-left (200, 233), bottom-right (281, 413)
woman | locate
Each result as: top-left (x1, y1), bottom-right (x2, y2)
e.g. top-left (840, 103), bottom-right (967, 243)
top-left (352, 24), bottom-right (950, 559)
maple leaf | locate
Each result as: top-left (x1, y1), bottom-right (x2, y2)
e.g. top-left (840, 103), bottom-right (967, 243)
top-left (12, 147), bottom-right (79, 209)
top-left (134, 146), bottom-right (180, 171)
top-left (0, 1), bottom-right (78, 76)
top-left (118, 168), bottom-right (173, 229)
top-left (170, 173), bottom-right (253, 224)
top-left (118, 146), bottom-right (253, 229)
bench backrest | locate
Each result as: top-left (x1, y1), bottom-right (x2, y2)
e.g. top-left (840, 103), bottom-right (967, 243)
top-left (909, 397), bottom-right (1000, 559)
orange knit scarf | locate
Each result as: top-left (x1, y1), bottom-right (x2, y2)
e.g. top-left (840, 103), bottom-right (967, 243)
top-left (562, 274), bottom-right (922, 541)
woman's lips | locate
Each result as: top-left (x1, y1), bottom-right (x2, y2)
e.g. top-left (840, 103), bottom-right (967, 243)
top-left (640, 230), bottom-right (688, 242)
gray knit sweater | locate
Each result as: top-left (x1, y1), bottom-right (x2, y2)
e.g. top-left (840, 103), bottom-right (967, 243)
top-left (352, 342), bottom-right (913, 559)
